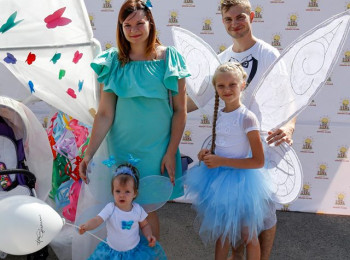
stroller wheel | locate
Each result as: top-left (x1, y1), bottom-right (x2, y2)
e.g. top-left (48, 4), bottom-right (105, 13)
top-left (26, 246), bottom-right (49, 260)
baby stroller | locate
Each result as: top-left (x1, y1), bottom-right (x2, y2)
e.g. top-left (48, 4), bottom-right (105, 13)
top-left (0, 97), bottom-right (53, 259)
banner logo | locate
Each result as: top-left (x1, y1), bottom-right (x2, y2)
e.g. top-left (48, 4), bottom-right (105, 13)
top-left (317, 116), bottom-right (331, 133)
top-left (89, 14), bottom-right (96, 30)
top-left (306, 0), bottom-right (320, 11)
top-left (167, 10), bottom-right (180, 26)
top-left (325, 76), bottom-right (333, 85)
top-left (299, 183), bottom-right (312, 199)
top-left (338, 98), bottom-right (350, 114)
top-left (182, 130), bottom-right (193, 143)
top-left (340, 50), bottom-right (350, 66)
top-left (200, 18), bottom-right (214, 35)
top-left (280, 204), bottom-right (290, 211)
top-left (315, 163), bottom-right (328, 179)
top-left (301, 137), bottom-right (314, 153)
top-left (286, 14), bottom-right (299, 30)
top-left (101, 0), bottom-right (114, 12)
top-left (336, 146), bottom-right (349, 161)
top-left (309, 99), bottom-right (316, 107)
top-left (199, 114), bottom-right (211, 127)
top-left (182, 0), bottom-right (195, 7)
top-left (271, 33), bottom-right (283, 50)
top-left (253, 5), bottom-right (264, 22)
top-left (103, 42), bottom-right (113, 51)
top-left (216, 1), bottom-right (223, 14)
top-left (217, 44), bottom-right (227, 54)
top-left (334, 193), bottom-right (347, 209)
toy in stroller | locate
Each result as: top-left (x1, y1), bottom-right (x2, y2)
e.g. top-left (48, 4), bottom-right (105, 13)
top-left (0, 97), bottom-right (53, 259)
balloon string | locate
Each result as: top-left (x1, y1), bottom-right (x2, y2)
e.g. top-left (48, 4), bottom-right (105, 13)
top-left (64, 222), bottom-right (108, 244)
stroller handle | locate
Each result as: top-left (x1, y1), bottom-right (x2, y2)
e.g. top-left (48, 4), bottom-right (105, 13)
top-left (0, 169), bottom-right (36, 188)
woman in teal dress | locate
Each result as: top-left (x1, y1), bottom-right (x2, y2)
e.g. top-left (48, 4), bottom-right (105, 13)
top-left (79, 0), bottom-right (190, 240)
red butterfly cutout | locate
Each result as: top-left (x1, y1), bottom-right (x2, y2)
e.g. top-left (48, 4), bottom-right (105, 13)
top-left (67, 88), bottom-right (77, 99)
top-left (26, 52), bottom-right (36, 65)
top-left (44, 7), bottom-right (72, 29)
top-left (72, 51), bottom-right (83, 64)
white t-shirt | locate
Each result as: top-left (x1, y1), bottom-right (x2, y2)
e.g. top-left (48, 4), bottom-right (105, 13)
top-left (218, 39), bottom-right (280, 106)
top-left (98, 202), bottom-right (148, 251)
top-left (215, 105), bottom-right (259, 159)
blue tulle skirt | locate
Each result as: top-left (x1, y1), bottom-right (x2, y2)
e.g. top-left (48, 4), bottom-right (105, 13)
top-left (185, 163), bottom-right (273, 247)
top-left (88, 236), bottom-right (167, 260)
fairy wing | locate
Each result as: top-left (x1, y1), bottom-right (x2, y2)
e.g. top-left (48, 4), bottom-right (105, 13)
top-left (248, 10), bottom-right (350, 132)
top-left (172, 26), bottom-right (220, 110)
top-left (0, 0), bottom-right (100, 125)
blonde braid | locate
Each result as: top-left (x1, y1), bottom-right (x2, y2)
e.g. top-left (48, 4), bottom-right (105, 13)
top-left (210, 91), bottom-right (220, 154)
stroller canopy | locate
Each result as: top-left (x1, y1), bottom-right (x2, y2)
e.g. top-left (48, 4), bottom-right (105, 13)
top-left (0, 96), bottom-right (52, 200)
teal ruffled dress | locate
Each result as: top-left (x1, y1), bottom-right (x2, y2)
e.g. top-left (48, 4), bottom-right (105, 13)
top-left (91, 47), bottom-right (190, 200)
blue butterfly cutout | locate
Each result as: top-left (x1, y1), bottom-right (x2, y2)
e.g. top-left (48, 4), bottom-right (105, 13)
top-left (128, 154), bottom-right (140, 166)
top-left (78, 80), bottom-right (84, 92)
top-left (102, 155), bottom-right (116, 168)
top-left (3, 53), bottom-right (17, 64)
top-left (121, 220), bottom-right (134, 230)
top-left (144, 0), bottom-right (152, 9)
top-left (28, 81), bottom-right (35, 93)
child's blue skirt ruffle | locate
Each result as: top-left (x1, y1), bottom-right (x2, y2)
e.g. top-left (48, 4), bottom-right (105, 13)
top-left (185, 163), bottom-right (273, 247)
top-left (88, 236), bottom-right (167, 260)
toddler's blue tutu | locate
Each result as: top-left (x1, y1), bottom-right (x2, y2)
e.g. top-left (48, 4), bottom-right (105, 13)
top-left (185, 163), bottom-right (273, 247)
top-left (88, 236), bottom-right (167, 260)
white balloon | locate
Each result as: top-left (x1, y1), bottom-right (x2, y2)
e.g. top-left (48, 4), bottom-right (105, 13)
top-left (0, 195), bottom-right (64, 255)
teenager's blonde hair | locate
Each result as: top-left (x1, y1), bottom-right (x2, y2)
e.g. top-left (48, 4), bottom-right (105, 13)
top-left (221, 0), bottom-right (252, 15)
top-left (210, 62), bottom-right (247, 154)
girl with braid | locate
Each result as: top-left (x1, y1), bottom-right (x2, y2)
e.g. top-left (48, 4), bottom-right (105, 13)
top-left (185, 62), bottom-right (273, 260)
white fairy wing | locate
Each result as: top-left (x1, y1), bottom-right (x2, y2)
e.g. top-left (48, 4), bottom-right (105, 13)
top-left (264, 142), bottom-right (303, 204)
top-left (172, 26), bottom-right (220, 109)
top-left (249, 10), bottom-right (350, 132)
top-left (0, 0), bottom-right (100, 125)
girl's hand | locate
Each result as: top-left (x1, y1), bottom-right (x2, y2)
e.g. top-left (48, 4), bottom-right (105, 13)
top-left (203, 154), bottom-right (222, 169)
top-left (79, 224), bottom-right (87, 235)
top-left (161, 152), bottom-right (175, 185)
top-left (147, 235), bottom-right (156, 247)
top-left (197, 149), bottom-right (210, 161)
top-left (79, 156), bottom-right (91, 184)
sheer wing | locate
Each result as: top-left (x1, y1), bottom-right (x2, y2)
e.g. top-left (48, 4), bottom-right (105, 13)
top-left (0, 0), bottom-right (100, 125)
top-left (172, 26), bottom-right (220, 110)
top-left (249, 10), bottom-right (350, 132)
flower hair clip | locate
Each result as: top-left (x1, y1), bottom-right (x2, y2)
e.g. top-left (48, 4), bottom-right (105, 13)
top-left (142, 0), bottom-right (153, 9)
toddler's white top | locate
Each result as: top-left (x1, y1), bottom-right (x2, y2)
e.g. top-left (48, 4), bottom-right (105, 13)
top-left (98, 202), bottom-right (148, 251)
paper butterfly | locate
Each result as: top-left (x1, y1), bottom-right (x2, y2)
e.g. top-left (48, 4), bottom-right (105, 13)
top-left (72, 51), bottom-right (83, 64)
top-left (59, 69), bottom-right (66, 80)
top-left (121, 220), bottom-right (134, 230)
top-left (0, 11), bottom-right (23, 34)
top-left (28, 81), bottom-right (35, 93)
top-left (66, 88), bottom-right (76, 99)
top-left (78, 80), bottom-right (84, 92)
top-left (102, 156), bottom-right (116, 168)
top-left (25, 52), bottom-right (36, 65)
top-left (51, 52), bottom-right (61, 64)
top-left (44, 7), bottom-right (72, 29)
top-left (128, 154), bottom-right (140, 166)
top-left (3, 53), bottom-right (16, 64)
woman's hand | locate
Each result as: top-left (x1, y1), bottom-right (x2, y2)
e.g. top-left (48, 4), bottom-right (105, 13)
top-left (203, 154), bottom-right (222, 169)
top-left (197, 148), bottom-right (210, 161)
top-left (161, 152), bottom-right (176, 185)
top-left (79, 155), bottom-right (91, 184)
